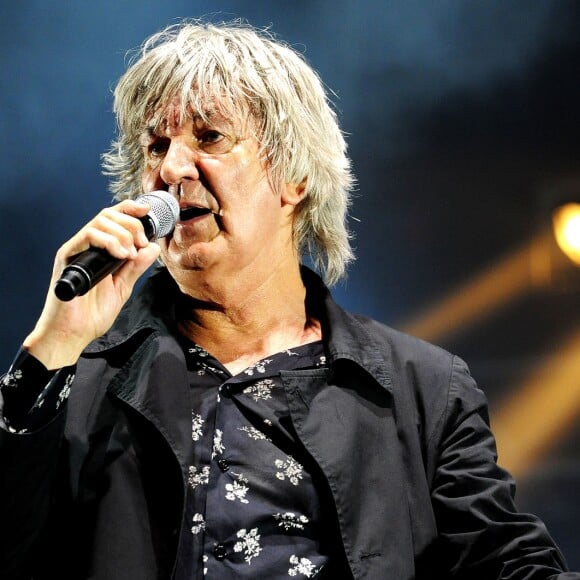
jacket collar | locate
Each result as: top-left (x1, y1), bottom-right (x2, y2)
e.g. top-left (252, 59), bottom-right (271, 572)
top-left (84, 266), bottom-right (179, 354)
top-left (85, 266), bottom-right (393, 393)
top-left (302, 267), bottom-right (393, 394)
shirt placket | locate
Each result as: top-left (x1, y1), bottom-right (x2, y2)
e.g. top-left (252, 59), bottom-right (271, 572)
top-left (201, 378), bottom-right (243, 577)
top-left (185, 351), bottom-right (229, 579)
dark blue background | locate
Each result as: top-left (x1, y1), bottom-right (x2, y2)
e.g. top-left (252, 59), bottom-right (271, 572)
top-left (2, 0), bottom-right (580, 569)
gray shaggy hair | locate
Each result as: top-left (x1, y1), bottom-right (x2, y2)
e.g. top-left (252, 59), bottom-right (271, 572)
top-left (102, 19), bottom-right (355, 284)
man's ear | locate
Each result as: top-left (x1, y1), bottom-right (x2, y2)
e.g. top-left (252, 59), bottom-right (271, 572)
top-left (281, 176), bottom-right (307, 207)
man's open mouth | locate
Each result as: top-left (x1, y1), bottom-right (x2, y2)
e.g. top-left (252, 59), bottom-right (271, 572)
top-left (179, 207), bottom-right (213, 221)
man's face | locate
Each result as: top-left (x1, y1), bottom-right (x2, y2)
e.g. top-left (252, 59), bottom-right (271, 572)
top-left (140, 103), bottom-right (301, 293)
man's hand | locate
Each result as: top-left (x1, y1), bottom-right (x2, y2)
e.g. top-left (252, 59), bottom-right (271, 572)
top-left (23, 199), bottom-right (161, 370)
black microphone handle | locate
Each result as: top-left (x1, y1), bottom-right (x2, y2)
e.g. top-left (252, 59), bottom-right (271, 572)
top-left (54, 215), bottom-right (155, 302)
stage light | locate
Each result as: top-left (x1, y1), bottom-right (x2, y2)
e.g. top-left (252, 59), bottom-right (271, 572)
top-left (552, 202), bottom-right (580, 266)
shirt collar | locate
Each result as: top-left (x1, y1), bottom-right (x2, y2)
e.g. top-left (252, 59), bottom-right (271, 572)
top-left (84, 266), bottom-right (393, 394)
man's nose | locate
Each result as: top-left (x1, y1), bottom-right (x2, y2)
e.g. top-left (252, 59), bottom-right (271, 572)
top-left (159, 138), bottom-right (200, 185)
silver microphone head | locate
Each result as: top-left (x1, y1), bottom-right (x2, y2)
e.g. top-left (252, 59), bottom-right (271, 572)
top-left (136, 190), bottom-right (179, 239)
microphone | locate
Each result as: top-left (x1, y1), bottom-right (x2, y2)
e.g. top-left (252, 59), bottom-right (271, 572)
top-left (54, 190), bottom-right (179, 302)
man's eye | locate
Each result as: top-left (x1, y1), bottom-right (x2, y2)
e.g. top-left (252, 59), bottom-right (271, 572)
top-left (199, 130), bottom-right (224, 144)
top-left (147, 140), bottom-right (169, 157)
top-left (197, 130), bottom-right (236, 154)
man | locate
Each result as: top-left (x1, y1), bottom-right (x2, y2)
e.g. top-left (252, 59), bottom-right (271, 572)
top-left (0, 19), bottom-right (578, 580)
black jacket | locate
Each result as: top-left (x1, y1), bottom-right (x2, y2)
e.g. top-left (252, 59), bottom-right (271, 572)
top-left (0, 268), bottom-right (577, 579)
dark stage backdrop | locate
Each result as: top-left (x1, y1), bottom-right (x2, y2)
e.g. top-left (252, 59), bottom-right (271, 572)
top-left (1, 0), bottom-right (580, 569)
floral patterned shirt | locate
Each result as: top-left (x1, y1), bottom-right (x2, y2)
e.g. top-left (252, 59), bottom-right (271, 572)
top-left (176, 340), bottom-right (330, 580)
top-left (0, 342), bottom-right (332, 579)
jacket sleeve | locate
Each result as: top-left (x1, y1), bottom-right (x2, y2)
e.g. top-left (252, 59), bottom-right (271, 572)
top-left (0, 349), bottom-right (76, 579)
top-left (0, 408), bottom-right (67, 580)
top-left (429, 355), bottom-right (579, 579)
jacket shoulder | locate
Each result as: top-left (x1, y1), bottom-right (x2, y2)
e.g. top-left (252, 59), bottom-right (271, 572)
top-left (347, 312), bottom-right (482, 442)
top-left (351, 312), bottom-right (457, 378)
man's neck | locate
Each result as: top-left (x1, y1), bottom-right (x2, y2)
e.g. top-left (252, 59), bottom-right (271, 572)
top-left (174, 265), bottom-right (322, 375)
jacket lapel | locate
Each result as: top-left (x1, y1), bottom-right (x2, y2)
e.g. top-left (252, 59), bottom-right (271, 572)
top-left (281, 366), bottom-right (415, 579)
top-left (107, 333), bottom-right (193, 469)
top-left (106, 332), bottom-right (193, 577)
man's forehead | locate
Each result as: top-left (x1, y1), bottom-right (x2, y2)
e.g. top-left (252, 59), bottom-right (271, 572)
top-left (145, 100), bottom-right (239, 130)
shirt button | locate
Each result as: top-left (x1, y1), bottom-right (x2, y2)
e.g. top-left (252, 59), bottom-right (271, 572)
top-left (217, 458), bottom-right (230, 472)
top-left (213, 543), bottom-right (227, 560)
top-left (220, 384), bottom-right (232, 397)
